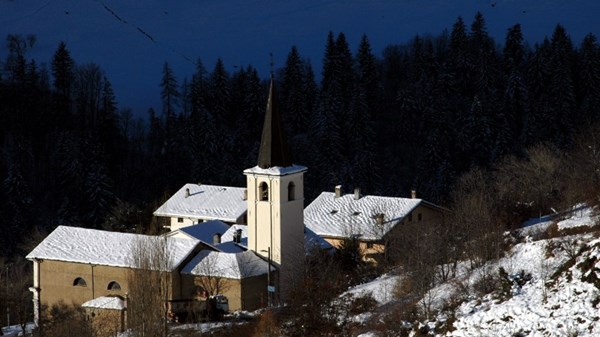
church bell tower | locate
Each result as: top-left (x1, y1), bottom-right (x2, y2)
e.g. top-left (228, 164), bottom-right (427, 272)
top-left (244, 78), bottom-right (307, 298)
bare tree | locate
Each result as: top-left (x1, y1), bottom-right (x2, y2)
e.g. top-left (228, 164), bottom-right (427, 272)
top-left (451, 168), bottom-right (503, 268)
top-left (38, 302), bottom-right (93, 337)
top-left (564, 121), bottom-right (600, 207)
top-left (495, 144), bottom-right (566, 224)
top-left (127, 236), bottom-right (172, 337)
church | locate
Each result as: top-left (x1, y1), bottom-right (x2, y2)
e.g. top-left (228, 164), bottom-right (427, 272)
top-left (26, 76), bottom-right (445, 332)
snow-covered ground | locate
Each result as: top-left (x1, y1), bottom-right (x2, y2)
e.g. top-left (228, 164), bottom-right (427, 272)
top-left (344, 205), bottom-right (600, 336)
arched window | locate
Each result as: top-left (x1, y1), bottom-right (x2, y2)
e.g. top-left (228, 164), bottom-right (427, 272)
top-left (107, 281), bottom-right (121, 291)
top-left (288, 182), bottom-right (296, 201)
top-left (73, 277), bottom-right (87, 287)
top-left (259, 182), bottom-right (269, 201)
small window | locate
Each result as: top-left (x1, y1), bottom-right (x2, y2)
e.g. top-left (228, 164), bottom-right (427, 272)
top-left (288, 182), bottom-right (296, 201)
top-left (408, 213), bottom-right (413, 222)
top-left (330, 210), bottom-right (338, 215)
top-left (259, 182), bottom-right (269, 201)
top-left (73, 277), bottom-right (87, 287)
top-left (366, 242), bottom-right (374, 249)
top-left (418, 213), bottom-right (422, 221)
top-left (177, 218), bottom-right (184, 223)
top-left (108, 281), bottom-right (121, 291)
top-left (352, 211), bottom-right (361, 216)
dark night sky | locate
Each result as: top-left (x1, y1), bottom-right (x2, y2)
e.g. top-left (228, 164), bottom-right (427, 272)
top-left (2, 0), bottom-right (599, 116)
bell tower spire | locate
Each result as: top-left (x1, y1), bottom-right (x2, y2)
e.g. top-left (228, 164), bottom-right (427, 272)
top-left (244, 70), bottom-right (307, 301)
top-left (257, 76), bottom-right (292, 168)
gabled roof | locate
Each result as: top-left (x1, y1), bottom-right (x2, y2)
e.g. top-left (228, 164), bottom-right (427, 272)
top-left (304, 192), bottom-right (422, 241)
top-left (153, 184), bottom-right (247, 222)
top-left (82, 296), bottom-right (126, 310)
top-left (182, 250), bottom-right (269, 279)
top-left (221, 224), bottom-right (248, 247)
top-left (166, 220), bottom-right (230, 244)
top-left (26, 226), bottom-right (199, 270)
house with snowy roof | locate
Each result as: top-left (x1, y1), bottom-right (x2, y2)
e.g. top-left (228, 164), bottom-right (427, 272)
top-left (26, 226), bottom-right (203, 327)
top-left (304, 186), bottom-right (447, 261)
top-left (153, 183), bottom-right (247, 231)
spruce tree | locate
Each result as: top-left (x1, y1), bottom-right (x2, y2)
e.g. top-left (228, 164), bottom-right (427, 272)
top-left (577, 34), bottom-right (600, 124)
top-left (548, 24), bottom-right (576, 148)
top-left (351, 35), bottom-right (380, 193)
top-left (160, 62), bottom-right (180, 139)
top-left (51, 41), bottom-right (75, 122)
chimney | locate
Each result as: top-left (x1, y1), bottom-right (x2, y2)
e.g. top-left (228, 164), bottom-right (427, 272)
top-left (234, 229), bottom-right (242, 243)
top-left (212, 233), bottom-right (221, 245)
top-left (335, 185), bottom-right (342, 198)
top-left (411, 189), bottom-right (417, 199)
top-left (243, 189), bottom-right (248, 201)
top-left (354, 187), bottom-right (361, 200)
top-left (185, 188), bottom-right (190, 198)
top-left (376, 213), bottom-right (385, 225)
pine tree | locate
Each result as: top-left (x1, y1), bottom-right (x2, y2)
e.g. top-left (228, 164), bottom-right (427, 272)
top-left (524, 38), bottom-right (552, 145)
top-left (311, 32), bottom-right (345, 189)
top-left (1, 138), bottom-right (34, 255)
top-left (497, 24), bottom-right (529, 158)
top-left (350, 35), bottom-right (380, 193)
top-left (160, 62), bottom-right (180, 139)
top-left (189, 59), bottom-right (220, 182)
top-left (208, 58), bottom-right (231, 130)
top-left (83, 141), bottom-right (115, 228)
top-left (281, 46), bottom-right (309, 136)
top-left (51, 41), bottom-right (75, 121)
top-left (460, 96), bottom-right (492, 168)
top-left (577, 34), bottom-right (600, 124)
top-left (548, 24), bottom-right (576, 148)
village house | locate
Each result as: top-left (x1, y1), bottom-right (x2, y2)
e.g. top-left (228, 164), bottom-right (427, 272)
top-left (153, 184), bottom-right (248, 231)
top-left (25, 226), bottom-right (203, 328)
top-left (304, 186), bottom-right (447, 262)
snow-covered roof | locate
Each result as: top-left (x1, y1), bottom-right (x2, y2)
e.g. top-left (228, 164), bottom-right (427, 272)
top-left (243, 164), bottom-right (307, 176)
top-left (153, 184), bottom-right (247, 223)
top-left (26, 226), bottom-right (199, 270)
top-left (82, 296), bottom-right (126, 310)
top-left (305, 227), bottom-right (334, 252)
top-left (182, 250), bottom-right (269, 279)
top-left (215, 241), bottom-right (246, 253)
top-left (304, 192), bottom-right (422, 241)
top-left (221, 224), bottom-right (248, 247)
top-left (166, 220), bottom-right (230, 244)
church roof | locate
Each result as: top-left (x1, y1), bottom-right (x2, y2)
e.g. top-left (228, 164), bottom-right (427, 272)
top-left (181, 250), bottom-right (269, 279)
top-left (304, 191), bottom-right (422, 241)
top-left (153, 184), bottom-right (247, 223)
top-left (26, 226), bottom-right (200, 271)
top-left (257, 78), bottom-right (292, 168)
top-left (166, 220), bottom-right (230, 244)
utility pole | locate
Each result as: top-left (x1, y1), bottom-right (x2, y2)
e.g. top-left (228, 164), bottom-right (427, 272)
top-left (261, 247), bottom-right (273, 307)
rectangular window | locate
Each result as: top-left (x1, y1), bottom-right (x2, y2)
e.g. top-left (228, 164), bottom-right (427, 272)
top-left (408, 214), bottom-right (413, 222)
top-left (366, 242), bottom-right (374, 249)
top-left (418, 213), bottom-right (422, 221)
top-left (177, 218), bottom-right (184, 223)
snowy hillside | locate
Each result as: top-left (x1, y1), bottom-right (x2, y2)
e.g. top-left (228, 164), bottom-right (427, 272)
top-left (2, 0), bottom-right (599, 114)
top-left (344, 206), bottom-right (600, 336)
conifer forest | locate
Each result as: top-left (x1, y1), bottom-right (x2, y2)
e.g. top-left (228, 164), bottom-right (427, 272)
top-left (1, 13), bottom-right (600, 258)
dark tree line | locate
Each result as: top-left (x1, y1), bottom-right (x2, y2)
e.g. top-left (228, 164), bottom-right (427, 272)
top-left (1, 12), bottom-right (600, 258)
